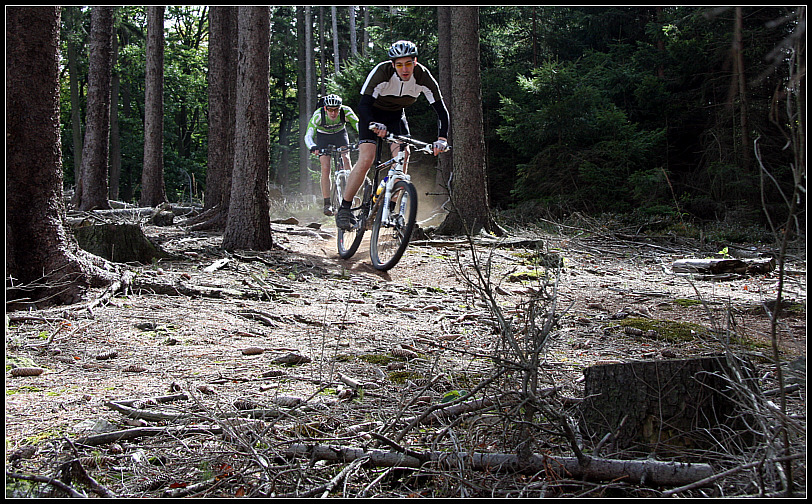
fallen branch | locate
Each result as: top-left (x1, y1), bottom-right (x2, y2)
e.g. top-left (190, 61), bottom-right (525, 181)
top-left (281, 443), bottom-right (715, 487)
top-left (6, 471), bottom-right (87, 498)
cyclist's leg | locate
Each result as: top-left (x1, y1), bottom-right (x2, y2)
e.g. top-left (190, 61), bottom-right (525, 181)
top-left (319, 154), bottom-right (331, 200)
top-left (341, 142), bottom-right (375, 205)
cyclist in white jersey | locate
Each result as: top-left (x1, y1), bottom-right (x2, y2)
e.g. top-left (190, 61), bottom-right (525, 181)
top-left (304, 94), bottom-right (359, 215)
top-left (335, 40), bottom-right (449, 230)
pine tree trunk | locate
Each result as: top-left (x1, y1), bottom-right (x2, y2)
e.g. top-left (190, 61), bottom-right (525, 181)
top-left (203, 6), bottom-right (237, 223)
top-left (140, 6), bottom-right (167, 207)
top-left (348, 6), bottom-right (357, 57)
top-left (109, 29), bottom-right (121, 200)
top-left (222, 6), bottom-right (273, 251)
top-left (7, 6), bottom-right (118, 308)
top-left (76, 6), bottom-right (115, 211)
top-left (435, 6), bottom-right (453, 212)
top-left (331, 6), bottom-right (340, 73)
top-left (437, 7), bottom-right (500, 236)
top-left (296, 7), bottom-right (309, 195)
top-left (65, 6), bottom-right (84, 185)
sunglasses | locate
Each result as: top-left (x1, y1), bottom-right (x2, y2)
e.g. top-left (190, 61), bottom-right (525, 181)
top-left (394, 60), bottom-right (414, 70)
top-left (325, 107), bottom-right (340, 113)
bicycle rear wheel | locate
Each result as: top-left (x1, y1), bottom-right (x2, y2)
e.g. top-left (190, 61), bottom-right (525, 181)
top-left (337, 177), bottom-right (371, 259)
top-left (369, 180), bottom-right (417, 271)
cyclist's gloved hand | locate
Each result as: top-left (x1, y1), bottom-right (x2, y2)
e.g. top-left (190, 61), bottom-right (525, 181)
top-left (311, 147), bottom-right (320, 155)
top-left (369, 122), bottom-right (388, 138)
top-left (432, 138), bottom-right (448, 156)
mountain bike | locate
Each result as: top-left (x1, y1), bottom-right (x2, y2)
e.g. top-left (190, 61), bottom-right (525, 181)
top-left (337, 129), bottom-right (450, 271)
top-left (320, 143), bottom-right (358, 216)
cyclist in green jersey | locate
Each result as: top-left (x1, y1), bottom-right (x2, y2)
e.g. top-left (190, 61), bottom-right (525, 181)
top-left (304, 94), bottom-right (359, 215)
top-left (335, 40), bottom-right (449, 230)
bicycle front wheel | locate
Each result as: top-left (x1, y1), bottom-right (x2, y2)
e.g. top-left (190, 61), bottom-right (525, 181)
top-left (337, 177), bottom-right (371, 259)
top-left (369, 180), bottom-right (417, 271)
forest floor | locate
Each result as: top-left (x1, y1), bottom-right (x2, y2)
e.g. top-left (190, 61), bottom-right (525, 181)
top-left (5, 206), bottom-right (807, 498)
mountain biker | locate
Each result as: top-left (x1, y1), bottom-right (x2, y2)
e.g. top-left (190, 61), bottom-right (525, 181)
top-left (335, 40), bottom-right (449, 230)
top-left (304, 94), bottom-right (359, 216)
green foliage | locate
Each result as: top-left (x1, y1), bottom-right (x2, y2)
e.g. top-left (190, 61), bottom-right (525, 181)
top-left (498, 59), bottom-right (666, 212)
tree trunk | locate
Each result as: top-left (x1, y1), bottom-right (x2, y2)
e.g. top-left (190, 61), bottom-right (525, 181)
top-left (109, 28), bottom-right (121, 200)
top-left (7, 6), bottom-right (118, 308)
top-left (201, 6), bottom-right (237, 228)
top-left (222, 6), bottom-right (273, 251)
top-left (348, 6), bottom-right (357, 57)
top-left (580, 357), bottom-right (757, 453)
top-left (303, 6), bottom-right (314, 194)
top-left (140, 6), bottom-right (167, 207)
top-left (331, 6), bottom-right (340, 73)
top-left (318, 7), bottom-right (325, 97)
top-left (296, 7), bottom-right (309, 195)
top-left (437, 7), bottom-right (500, 237)
top-left (362, 7), bottom-right (369, 56)
top-left (65, 6), bottom-right (84, 185)
top-left (733, 7), bottom-right (752, 172)
top-left (75, 6), bottom-right (115, 211)
top-left (434, 6), bottom-right (453, 213)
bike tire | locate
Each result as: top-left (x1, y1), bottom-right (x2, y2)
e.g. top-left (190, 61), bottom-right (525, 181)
top-left (369, 180), bottom-right (417, 271)
top-left (337, 178), bottom-right (371, 259)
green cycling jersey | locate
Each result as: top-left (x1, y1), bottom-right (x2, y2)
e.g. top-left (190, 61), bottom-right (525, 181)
top-left (304, 105), bottom-right (359, 150)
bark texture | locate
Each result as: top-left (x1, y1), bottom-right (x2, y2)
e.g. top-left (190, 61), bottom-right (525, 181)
top-left (200, 6), bottom-right (237, 226)
top-left (437, 7), bottom-right (501, 236)
top-left (580, 356), bottom-right (757, 452)
top-left (140, 6), bottom-right (167, 207)
top-left (222, 6), bottom-right (273, 251)
top-left (7, 6), bottom-right (117, 308)
top-left (75, 6), bottom-right (115, 211)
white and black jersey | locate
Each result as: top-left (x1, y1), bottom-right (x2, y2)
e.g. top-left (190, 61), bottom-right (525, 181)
top-left (358, 60), bottom-right (449, 140)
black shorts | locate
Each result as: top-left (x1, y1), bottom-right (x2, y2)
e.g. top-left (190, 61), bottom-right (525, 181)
top-left (316, 130), bottom-right (350, 154)
top-left (359, 107), bottom-right (410, 143)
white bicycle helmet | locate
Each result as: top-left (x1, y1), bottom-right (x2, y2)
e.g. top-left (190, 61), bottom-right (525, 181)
top-left (323, 94), bottom-right (342, 108)
top-left (388, 40), bottom-right (418, 60)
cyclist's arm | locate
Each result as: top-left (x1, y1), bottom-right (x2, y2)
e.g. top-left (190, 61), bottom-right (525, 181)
top-left (431, 100), bottom-right (450, 140)
top-left (304, 110), bottom-right (320, 151)
top-left (344, 105), bottom-right (360, 135)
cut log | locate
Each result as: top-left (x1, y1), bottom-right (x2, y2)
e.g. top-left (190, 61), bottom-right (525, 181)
top-left (73, 223), bottom-right (172, 264)
top-left (671, 258), bottom-right (774, 275)
top-left (579, 356), bottom-right (757, 454)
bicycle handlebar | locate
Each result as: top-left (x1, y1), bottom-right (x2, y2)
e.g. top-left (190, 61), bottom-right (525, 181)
top-left (319, 143), bottom-right (358, 155)
top-left (368, 123), bottom-right (451, 154)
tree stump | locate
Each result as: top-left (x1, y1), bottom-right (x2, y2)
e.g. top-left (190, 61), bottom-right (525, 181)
top-left (579, 356), bottom-right (756, 454)
top-left (73, 223), bottom-right (171, 264)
